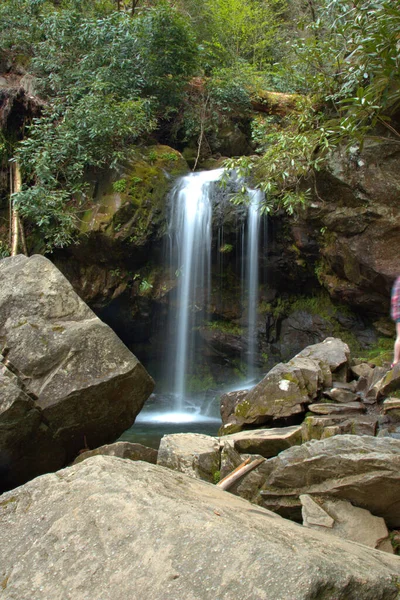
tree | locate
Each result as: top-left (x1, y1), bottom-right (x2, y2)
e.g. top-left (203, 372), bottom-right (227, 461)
top-left (0, 0), bottom-right (199, 250)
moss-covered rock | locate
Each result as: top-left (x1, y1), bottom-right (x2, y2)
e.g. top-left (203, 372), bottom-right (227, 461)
top-left (80, 145), bottom-right (188, 246)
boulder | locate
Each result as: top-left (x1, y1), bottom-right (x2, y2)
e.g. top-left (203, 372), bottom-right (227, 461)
top-left (383, 398), bottom-right (400, 423)
top-left (300, 495), bottom-right (393, 553)
top-left (0, 362), bottom-right (65, 490)
top-left (230, 357), bottom-right (324, 427)
top-left (322, 387), bottom-right (359, 403)
top-left (73, 441), bottom-right (157, 465)
top-left (301, 415), bottom-right (377, 441)
top-left (222, 425), bottom-right (302, 458)
top-left (157, 433), bottom-right (220, 483)
top-left (258, 435), bottom-right (400, 527)
top-left (1, 456), bottom-right (400, 599)
top-left (294, 337), bottom-right (350, 377)
top-left (0, 255), bottom-right (154, 490)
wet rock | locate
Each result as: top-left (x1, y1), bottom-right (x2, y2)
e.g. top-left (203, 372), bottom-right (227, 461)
top-left (157, 433), bottom-right (220, 483)
top-left (2, 457), bottom-right (400, 599)
top-left (300, 495), bottom-right (393, 553)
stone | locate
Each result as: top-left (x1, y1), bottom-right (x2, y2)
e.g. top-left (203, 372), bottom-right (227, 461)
top-left (0, 362), bottom-right (65, 490)
top-left (371, 367), bottom-right (400, 400)
top-left (382, 398), bottom-right (400, 423)
top-left (301, 415), bottom-right (377, 442)
top-left (301, 495), bottom-right (393, 554)
top-left (157, 433), bottom-right (220, 483)
top-left (295, 337), bottom-right (350, 376)
top-left (221, 425), bottom-right (303, 458)
top-left (73, 441), bottom-right (157, 465)
top-left (232, 357), bottom-right (325, 427)
top-left (1, 456), bottom-right (400, 600)
top-left (322, 387), bottom-right (360, 403)
top-left (300, 494), bottom-right (334, 528)
top-left (258, 435), bottom-right (400, 527)
top-left (0, 255), bottom-right (154, 490)
top-left (351, 363), bottom-right (374, 379)
top-left (220, 389), bottom-right (249, 424)
top-left (308, 402), bottom-right (366, 415)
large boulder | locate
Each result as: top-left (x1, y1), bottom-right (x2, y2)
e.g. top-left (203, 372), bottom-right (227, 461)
top-left (1, 456), bottom-right (400, 599)
top-left (221, 338), bottom-right (350, 429)
top-left (0, 255), bottom-right (154, 490)
top-left (258, 435), bottom-right (400, 527)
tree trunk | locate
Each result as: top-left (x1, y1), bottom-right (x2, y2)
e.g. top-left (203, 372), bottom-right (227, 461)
top-left (11, 162), bottom-right (22, 256)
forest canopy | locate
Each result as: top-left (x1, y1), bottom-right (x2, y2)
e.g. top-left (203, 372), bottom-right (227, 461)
top-left (0, 0), bottom-right (399, 250)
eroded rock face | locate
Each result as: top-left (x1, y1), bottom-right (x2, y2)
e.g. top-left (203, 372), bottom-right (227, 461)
top-left (303, 139), bottom-right (400, 316)
top-left (258, 435), bottom-right (400, 527)
top-left (1, 456), bottom-right (400, 600)
top-left (0, 255), bottom-right (154, 490)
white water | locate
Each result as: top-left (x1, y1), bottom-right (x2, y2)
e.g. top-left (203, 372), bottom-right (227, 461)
top-left (244, 188), bottom-right (263, 380)
top-left (167, 169), bottom-right (224, 413)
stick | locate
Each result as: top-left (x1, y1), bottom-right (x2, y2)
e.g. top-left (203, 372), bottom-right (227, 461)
top-left (217, 457), bottom-right (265, 491)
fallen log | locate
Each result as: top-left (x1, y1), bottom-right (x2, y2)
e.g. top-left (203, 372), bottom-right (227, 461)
top-left (217, 457), bottom-right (265, 491)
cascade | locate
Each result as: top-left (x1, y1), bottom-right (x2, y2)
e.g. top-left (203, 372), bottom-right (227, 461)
top-left (243, 188), bottom-right (264, 381)
top-left (167, 169), bottom-right (223, 411)
top-left (123, 169), bottom-right (265, 443)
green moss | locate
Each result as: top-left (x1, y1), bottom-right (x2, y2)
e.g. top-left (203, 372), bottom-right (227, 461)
top-left (357, 336), bottom-right (394, 366)
top-left (206, 320), bottom-right (243, 336)
top-left (213, 470), bottom-right (221, 484)
top-left (0, 496), bottom-right (17, 508)
top-left (235, 399), bottom-right (251, 418)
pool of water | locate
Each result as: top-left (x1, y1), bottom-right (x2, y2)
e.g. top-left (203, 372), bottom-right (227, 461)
top-left (118, 392), bottom-right (222, 449)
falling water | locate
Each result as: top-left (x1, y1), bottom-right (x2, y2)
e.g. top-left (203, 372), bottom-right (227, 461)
top-left (167, 169), bottom-right (224, 412)
top-left (244, 188), bottom-right (264, 380)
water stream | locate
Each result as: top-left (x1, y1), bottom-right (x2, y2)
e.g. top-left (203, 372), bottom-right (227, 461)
top-left (120, 169), bottom-right (265, 447)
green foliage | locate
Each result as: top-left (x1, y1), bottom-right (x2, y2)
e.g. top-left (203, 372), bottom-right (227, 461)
top-left (112, 179), bottom-right (128, 193)
top-left (0, 1), bottom-right (199, 250)
top-left (358, 337), bottom-right (394, 367)
top-left (206, 320), bottom-right (243, 336)
top-left (225, 0), bottom-right (400, 217)
top-left (219, 243), bottom-right (233, 253)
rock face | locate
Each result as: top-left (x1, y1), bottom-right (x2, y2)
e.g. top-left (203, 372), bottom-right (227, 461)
top-left (0, 255), bottom-right (154, 491)
top-left (1, 456), bottom-right (400, 600)
top-left (258, 435), bottom-right (400, 528)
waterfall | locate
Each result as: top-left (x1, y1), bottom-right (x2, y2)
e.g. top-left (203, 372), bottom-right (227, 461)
top-left (167, 169), bottom-right (223, 412)
top-left (244, 188), bottom-right (263, 381)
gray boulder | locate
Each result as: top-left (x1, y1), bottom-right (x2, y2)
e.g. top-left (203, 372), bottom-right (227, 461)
top-left (0, 362), bottom-right (65, 490)
top-left (1, 456), bottom-right (400, 600)
top-left (0, 255), bottom-right (154, 490)
top-left (221, 338), bottom-right (350, 429)
top-left (222, 425), bottom-right (302, 458)
top-left (258, 435), bottom-right (400, 527)
top-left (157, 433), bottom-right (220, 483)
top-left (300, 495), bottom-right (393, 554)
